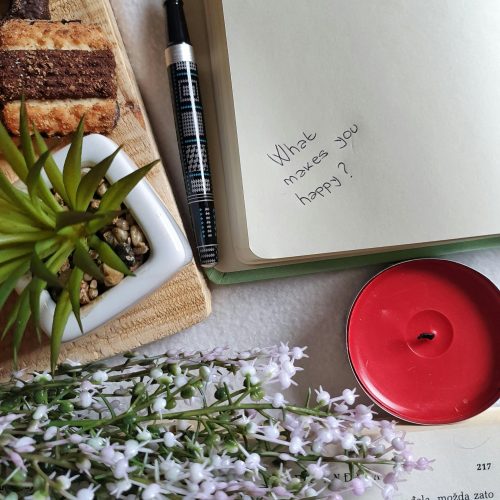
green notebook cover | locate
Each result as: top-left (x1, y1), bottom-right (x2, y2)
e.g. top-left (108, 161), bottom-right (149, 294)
top-left (205, 237), bottom-right (500, 285)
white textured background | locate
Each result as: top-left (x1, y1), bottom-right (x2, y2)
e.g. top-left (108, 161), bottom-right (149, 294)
top-left (110, 0), bottom-right (500, 409)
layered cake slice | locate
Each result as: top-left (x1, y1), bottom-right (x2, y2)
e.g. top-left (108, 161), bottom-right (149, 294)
top-left (0, 19), bottom-right (119, 136)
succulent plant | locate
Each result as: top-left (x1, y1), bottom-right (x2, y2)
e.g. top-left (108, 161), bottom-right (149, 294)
top-left (0, 101), bottom-right (157, 370)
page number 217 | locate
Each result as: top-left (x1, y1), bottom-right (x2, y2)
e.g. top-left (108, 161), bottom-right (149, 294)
top-left (476, 463), bottom-right (492, 471)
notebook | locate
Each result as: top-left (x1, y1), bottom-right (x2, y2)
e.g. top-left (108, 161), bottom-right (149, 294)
top-left (194, 0), bottom-right (500, 284)
top-left (342, 407), bottom-right (500, 498)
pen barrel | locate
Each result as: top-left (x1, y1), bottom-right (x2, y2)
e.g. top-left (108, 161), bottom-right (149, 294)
top-left (168, 57), bottom-right (218, 267)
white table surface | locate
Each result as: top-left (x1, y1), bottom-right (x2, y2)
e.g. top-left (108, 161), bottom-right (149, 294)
top-left (110, 0), bottom-right (500, 408)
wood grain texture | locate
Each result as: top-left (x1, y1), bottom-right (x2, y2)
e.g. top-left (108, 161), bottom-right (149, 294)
top-left (0, 0), bottom-right (211, 377)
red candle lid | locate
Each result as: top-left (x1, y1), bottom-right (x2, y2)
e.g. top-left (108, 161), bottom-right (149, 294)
top-left (347, 259), bottom-right (500, 424)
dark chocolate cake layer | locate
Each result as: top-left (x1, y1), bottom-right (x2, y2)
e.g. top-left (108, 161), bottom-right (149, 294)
top-left (0, 49), bottom-right (116, 102)
top-left (8, 0), bottom-right (50, 20)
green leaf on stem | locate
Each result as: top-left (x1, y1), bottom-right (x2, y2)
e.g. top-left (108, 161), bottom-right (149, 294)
top-left (30, 249), bottom-right (62, 289)
top-left (0, 231), bottom-right (54, 248)
top-left (29, 277), bottom-right (45, 342)
top-left (98, 160), bottom-right (158, 213)
top-left (68, 267), bottom-right (84, 333)
top-left (51, 289), bottom-right (72, 372)
top-left (0, 260), bottom-right (30, 310)
top-left (73, 240), bottom-right (105, 282)
top-left (33, 127), bottom-right (69, 205)
top-left (0, 120), bottom-right (28, 182)
top-left (0, 170), bottom-right (54, 228)
top-left (56, 210), bottom-right (121, 231)
top-left (89, 235), bottom-right (134, 277)
top-left (13, 288), bottom-right (32, 367)
top-left (62, 117), bottom-right (85, 209)
top-left (26, 150), bottom-right (51, 199)
top-left (0, 246), bottom-right (32, 266)
top-left (75, 146), bottom-right (122, 210)
top-left (19, 97), bottom-right (36, 170)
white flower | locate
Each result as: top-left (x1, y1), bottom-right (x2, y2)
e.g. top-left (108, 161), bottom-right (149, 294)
top-left (78, 391), bottom-right (93, 408)
top-left (92, 370), bottom-right (109, 384)
top-left (341, 432), bottom-right (357, 451)
top-left (271, 392), bottom-right (286, 408)
top-left (107, 479), bottom-right (132, 497)
top-left (233, 460), bottom-right (247, 475)
top-left (142, 483), bottom-right (162, 500)
top-left (77, 458), bottom-right (92, 473)
top-left (152, 397), bottom-right (167, 413)
top-left (342, 388), bottom-right (357, 405)
top-left (159, 458), bottom-right (183, 481)
top-left (307, 459), bottom-right (328, 480)
top-left (289, 436), bottom-right (308, 455)
top-left (55, 473), bottom-right (74, 491)
top-left (113, 458), bottom-right (134, 479)
top-left (76, 485), bottom-right (99, 500)
top-left (245, 453), bottom-right (262, 471)
top-left (70, 434), bottom-right (83, 444)
top-left (11, 436), bottom-right (36, 453)
top-left (240, 363), bottom-right (256, 377)
top-left (291, 346), bottom-right (308, 360)
top-left (189, 462), bottom-right (211, 484)
top-left (262, 423), bottom-right (280, 440)
top-left (163, 432), bottom-right (180, 448)
top-left (87, 436), bottom-right (105, 451)
top-left (100, 445), bottom-right (117, 464)
top-left (33, 371), bottom-right (52, 383)
top-left (43, 426), bottom-right (58, 441)
top-left (33, 405), bottom-right (49, 420)
top-left (0, 415), bottom-right (21, 435)
top-left (278, 372), bottom-right (292, 389)
top-left (315, 386), bottom-right (332, 407)
top-left (137, 429), bottom-right (152, 442)
top-left (174, 374), bottom-right (188, 388)
top-left (150, 367), bottom-right (163, 380)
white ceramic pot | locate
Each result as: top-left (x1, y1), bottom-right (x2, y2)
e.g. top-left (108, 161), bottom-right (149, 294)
top-left (16, 134), bottom-right (192, 342)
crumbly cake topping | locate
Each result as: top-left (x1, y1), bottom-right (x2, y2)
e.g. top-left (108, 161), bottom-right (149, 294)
top-left (0, 19), bottom-right (112, 51)
top-left (0, 49), bottom-right (116, 102)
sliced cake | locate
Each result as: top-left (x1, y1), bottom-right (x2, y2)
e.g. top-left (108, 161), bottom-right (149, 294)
top-left (0, 19), bottom-right (119, 136)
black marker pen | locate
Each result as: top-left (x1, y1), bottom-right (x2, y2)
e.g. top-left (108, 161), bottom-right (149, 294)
top-left (164, 0), bottom-right (218, 267)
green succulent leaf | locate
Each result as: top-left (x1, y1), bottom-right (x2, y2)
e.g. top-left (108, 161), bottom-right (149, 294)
top-left (29, 278), bottom-right (45, 342)
top-left (30, 250), bottom-right (62, 289)
top-left (0, 202), bottom-right (47, 230)
top-left (56, 210), bottom-right (121, 231)
top-left (73, 240), bottom-right (105, 282)
top-left (13, 288), bottom-right (32, 366)
top-left (20, 98), bottom-right (36, 170)
top-left (33, 127), bottom-right (69, 205)
top-left (62, 118), bottom-right (85, 209)
top-left (0, 260), bottom-right (30, 310)
top-left (26, 150), bottom-right (50, 197)
top-left (0, 170), bottom-right (54, 228)
top-left (0, 246), bottom-right (32, 266)
top-left (75, 146), bottom-right (122, 211)
top-left (89, 235), bottom-right (134, 277)
top-left (51, 289), bottom-right (72, 372)
top-left (0, 217), bottom-right (45, 234)
top-left (98, 160), bottom-right (158, 213)
top-left (68, 267), bottom-right (84, 333)
top-left (0, 257), bottom-right (32, 284)
top-left (0, 120), bottom-right (28, 182)
top-left (0, 231), bottom-right (54, 248)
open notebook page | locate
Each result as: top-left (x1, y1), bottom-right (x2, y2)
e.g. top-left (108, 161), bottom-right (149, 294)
top-left (216, 0), bottom-right (500, 263)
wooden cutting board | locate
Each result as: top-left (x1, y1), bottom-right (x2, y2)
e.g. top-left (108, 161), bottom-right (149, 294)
top-left (0, 0), bottom-right (211, 376)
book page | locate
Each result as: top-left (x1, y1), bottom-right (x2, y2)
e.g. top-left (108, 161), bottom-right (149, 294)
top-left (343, 409), bottom-right (500, 499)
top-left (220, 0), bottom-right (500, 261)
